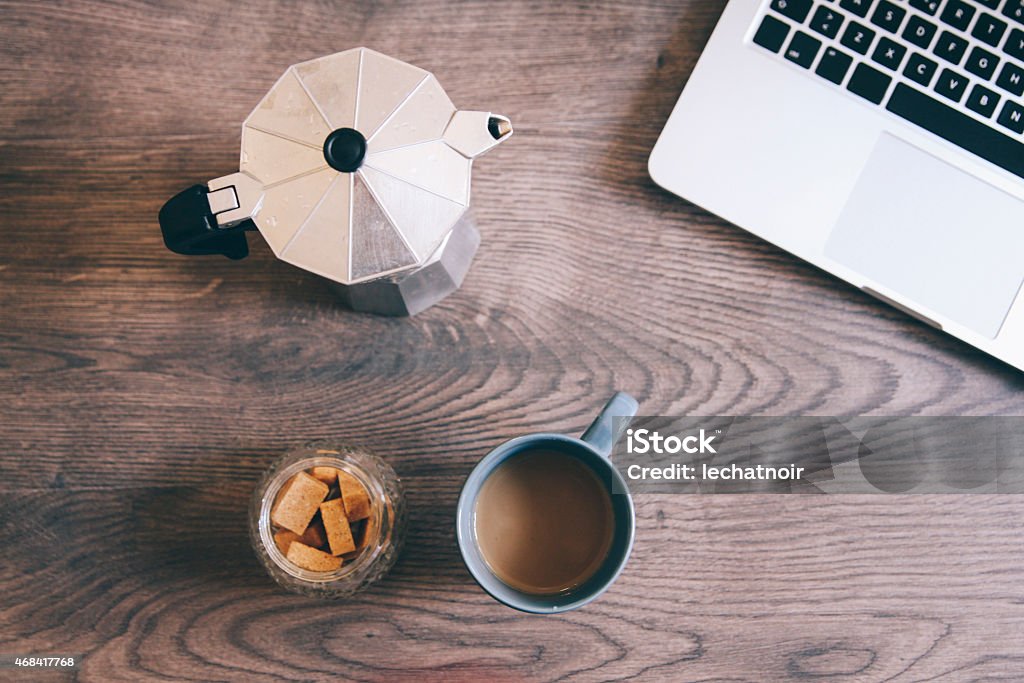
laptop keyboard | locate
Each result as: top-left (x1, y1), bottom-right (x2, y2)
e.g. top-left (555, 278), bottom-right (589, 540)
top-left (750, 0), bottom-right (1024, 180)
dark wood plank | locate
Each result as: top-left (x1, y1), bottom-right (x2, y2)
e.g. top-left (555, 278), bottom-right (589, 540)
top-left (2, 1), bottom-right (1023, 681)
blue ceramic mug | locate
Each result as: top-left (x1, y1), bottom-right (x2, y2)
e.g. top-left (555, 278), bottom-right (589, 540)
top-left (456, 392), bottom-right (639, 613)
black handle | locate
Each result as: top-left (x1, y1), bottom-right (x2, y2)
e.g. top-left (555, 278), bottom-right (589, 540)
top-left (158, 184), bottom-right (252, 260)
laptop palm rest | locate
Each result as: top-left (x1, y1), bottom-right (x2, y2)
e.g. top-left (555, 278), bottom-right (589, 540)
top-left (824, 134), bottom-right (1024, 339)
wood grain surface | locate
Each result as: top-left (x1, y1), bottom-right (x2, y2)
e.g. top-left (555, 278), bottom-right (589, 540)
top-left (2, 1), bottom-right (1024, 681)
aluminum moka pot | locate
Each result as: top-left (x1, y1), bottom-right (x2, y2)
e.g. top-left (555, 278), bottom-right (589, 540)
top-left (159, 48), bottom-right (512, 316)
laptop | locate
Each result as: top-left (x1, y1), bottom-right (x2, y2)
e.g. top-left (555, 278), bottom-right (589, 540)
top-left (650, 0), bottom-right (1024, 370)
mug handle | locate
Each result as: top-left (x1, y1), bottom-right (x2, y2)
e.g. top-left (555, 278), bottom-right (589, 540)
top-left (581, 392), bottom-right (639, 458)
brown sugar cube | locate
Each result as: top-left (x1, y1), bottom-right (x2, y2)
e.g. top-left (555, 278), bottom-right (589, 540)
top-left (270, 472), bottom-right (329, 534)
top-left (273, 529), bottom-right (302, 554)
top-left (273, 517), bottom-right (328, 554)
top-left (355, 514), bottom-right (377, 551)
top-left (341, 520), bottom-right (364, 559)
top-left (320, 498), bottom-right (356, 556)
top-left (349, 519), bottom-right (366, 547)
top-left (310, 466), bottom-right (338, 485)
top-left (286, 541), bottom-right (342, 572)
top-left (337, 469), bottom-right (371, 521)
top-left (301, 515), bottom-right (328, 548)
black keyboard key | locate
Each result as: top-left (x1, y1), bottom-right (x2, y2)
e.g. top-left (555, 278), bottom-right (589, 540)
top-left (772, 0), bottom-right (813, 23)
top-left (940, 0), bottom-right (976, 31)
top-left (904, 15), bottom-right (938, 48)
top-left (847, 61), bottom-right (892, 102)
top-left (965, 46), bottom-right (1000, 80)
top-left (872, 36), bottom-right (907, 69)
top-left (934, 30), bottom-right (969, 64)
top-left (998, 100), bottom-right (1024, 133)
top-left (966, 84), bottom-right (1001, 117)
top-left (754, 14), bottom-right (791, 53)
top-left (975, 0), bottom-right (1000, 8)
top-left (996, 61), bottom-right (1024, 96)
top-left (810, 5), bottom-right (845, 38)
top-left (909, 0), bottom-right (940, 16)
top-left (871, 1), bottom-right (906, 32)
top-left (841, 20), bottom-right (877, 54)
top-left (839, 0), bottom-right (872, 18)
top-left (935, 67), bottom-right (970, 102)
top-left (1006, 28), bottom-right (1024, 61)
top-left (816, 46), bottom-right (854, 82)
top-left (973, 14), bottom-right (1008, 47)
top-left (785, 31), bottom-right (822, 67)
top-left (905, 52), bottom-right (939, 86)
top-left (886, 83), bottom-right (1024, 180)
top-left (1003, 1), bottom-right (1024, 25)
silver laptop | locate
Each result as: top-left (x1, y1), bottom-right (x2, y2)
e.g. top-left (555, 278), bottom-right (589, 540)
top-left (650, 0), bottom-right (1024, 370)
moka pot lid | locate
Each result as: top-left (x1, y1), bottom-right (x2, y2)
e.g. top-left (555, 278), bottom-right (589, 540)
top-left (227, 47), bottom-right (512, 285)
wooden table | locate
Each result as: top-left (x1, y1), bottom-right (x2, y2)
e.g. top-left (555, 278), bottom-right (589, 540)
top-left (3, 1), bottom-right (1024, 680)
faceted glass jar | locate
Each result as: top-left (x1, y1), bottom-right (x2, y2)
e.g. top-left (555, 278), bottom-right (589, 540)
top-left (249, 441), bottom-right (406, 598)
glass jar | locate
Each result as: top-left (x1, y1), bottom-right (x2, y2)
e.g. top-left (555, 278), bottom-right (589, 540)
top-left (249, 441), bottom-right (406, 598)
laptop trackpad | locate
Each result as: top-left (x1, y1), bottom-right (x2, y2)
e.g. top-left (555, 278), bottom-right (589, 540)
top-left (824, 134), bottom-right (1024, 338)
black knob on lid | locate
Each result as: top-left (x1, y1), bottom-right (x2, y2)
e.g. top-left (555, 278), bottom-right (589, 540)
top-left (323, 128), bottom-right (367, 173)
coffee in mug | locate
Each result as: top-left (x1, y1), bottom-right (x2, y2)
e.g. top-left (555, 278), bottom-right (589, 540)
top-left (457, 392), bottom-right (639, 613)
top-left (474, 449), bottom-right (615, 594)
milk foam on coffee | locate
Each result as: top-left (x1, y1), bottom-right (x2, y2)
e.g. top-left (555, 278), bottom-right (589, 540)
top-left (473, 450), bottom-right (615, 595)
